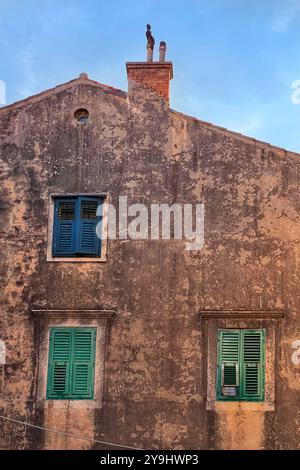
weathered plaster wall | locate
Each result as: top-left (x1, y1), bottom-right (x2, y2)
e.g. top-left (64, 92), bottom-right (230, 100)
top-left (0, 80), bottom-right (300, 449)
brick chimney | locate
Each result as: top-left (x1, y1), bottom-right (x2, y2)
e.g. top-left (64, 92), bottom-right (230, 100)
top-left (126, 27), bottom-right (173, 105)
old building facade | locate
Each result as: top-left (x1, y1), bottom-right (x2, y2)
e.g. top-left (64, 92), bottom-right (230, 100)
top-left (0, 45), bottom-right (300, 450)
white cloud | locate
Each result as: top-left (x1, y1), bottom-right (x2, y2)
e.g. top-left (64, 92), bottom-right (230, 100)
top-left (271, 0), bottom-right (300, 32)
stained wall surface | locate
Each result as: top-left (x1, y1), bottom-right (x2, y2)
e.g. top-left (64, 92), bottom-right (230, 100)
top-left (0, 76), bottom-right (300, 449)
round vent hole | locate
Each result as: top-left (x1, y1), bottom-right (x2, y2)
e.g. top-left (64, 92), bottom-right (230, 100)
top-left (74, 108), bottom-right (89, 124)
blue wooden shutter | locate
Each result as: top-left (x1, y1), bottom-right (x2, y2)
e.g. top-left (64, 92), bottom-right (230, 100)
top-left (53, 199), bottom-right (76, 255)
top-left (71, 328), bottom-right (96, 399)
top-left (241, 330), bottom-right (265, 401)
top-left (76, 197), bottom-right (102, 255)
top-left (47, 328), bottom-right (72, 399)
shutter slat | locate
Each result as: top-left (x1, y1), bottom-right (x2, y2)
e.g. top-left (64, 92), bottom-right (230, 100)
top-left (58, 201), bottom-right (76, 220)
top-left (245, 365), bottom-right (259, 395)
top-left (81, 201), bottom-right (98, 220)
top-left (219, 331), bottom-right (240, 395)
top-left (77, 198), bottom-right (102, 255)
top-left (220, 331), bottom-right (239, 362)
top-left (223, 364), bottom-right (237, 386)
top-left (52, 364), bottom-right (68, 394)
top-left (53, 199), bottom-right (76, 255)
top-left (242, 331), bottom-right (264, 399)
top-left (47, 329), bottom-right (71, 398)
top-left (72, 364), bottom-right (90, 395)
top-left (74, 330), bottom-right (93, 361)
top-left (71, 329), bottom-right (96, 399)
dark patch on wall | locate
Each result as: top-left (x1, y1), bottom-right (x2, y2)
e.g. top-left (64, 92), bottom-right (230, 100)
top-left (0, 82), bottom-right (300, 449)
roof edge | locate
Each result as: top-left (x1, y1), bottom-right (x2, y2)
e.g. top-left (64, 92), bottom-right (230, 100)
top-left (169, 108), bottom-right (300, 159)
top-left (0, 76), bottom-right (127, 114)
top-left (1, 75), bottom-right (299, 159)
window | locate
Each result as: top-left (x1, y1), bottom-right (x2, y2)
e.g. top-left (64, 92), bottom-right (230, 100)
top-left (52, 196), bottom-right (103, 257)
top-left (46, 327), bottom-right (96, 400)
top-left (74, 108), bottom-right (89, 124)
top-left (217, 329), bottom-right (265, 402)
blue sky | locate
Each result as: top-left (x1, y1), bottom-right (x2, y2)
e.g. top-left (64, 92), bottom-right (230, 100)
top-left (1, 0), bottom-right (300, 152)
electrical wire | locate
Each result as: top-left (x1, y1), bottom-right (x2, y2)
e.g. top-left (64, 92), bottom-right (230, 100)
top-left (0, 415), bottom-right (144, 450)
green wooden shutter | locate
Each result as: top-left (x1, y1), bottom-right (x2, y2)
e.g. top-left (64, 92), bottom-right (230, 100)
top-left (71, 328), bottom-right (96, 399)
top-left (47, 327), bottom-right (96, 400)
top-left (217, 330), bottom-right (240, 399)
top-left (217, 329), bottom-right (265, 402)
top-left (76, 197), bottom-right (102, 255)
top-left (241, 330), bottom-right (265, 401)
top-left (47, 328), bottom-right (72, 399)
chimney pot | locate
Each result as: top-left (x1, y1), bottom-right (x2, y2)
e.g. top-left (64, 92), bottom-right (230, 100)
top-left (159, 42), bottom-right (166, 62)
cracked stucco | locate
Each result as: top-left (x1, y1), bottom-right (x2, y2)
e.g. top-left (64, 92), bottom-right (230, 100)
top-left (0, 81), bottom-right (300, 449)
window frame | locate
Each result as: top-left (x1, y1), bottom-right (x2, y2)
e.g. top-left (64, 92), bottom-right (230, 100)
top-left (203, 315), bottom-right (277, 412)
top-left (216, 328), bottom-right (265, 402)
top-left (46, 326), bottom-right (97, 400)
top-left (52, 196), bottom-right (102, 257)
top-left (33, 309), bottom-right (115, 410)
top-left (47, 193), bottom-right (108, 263)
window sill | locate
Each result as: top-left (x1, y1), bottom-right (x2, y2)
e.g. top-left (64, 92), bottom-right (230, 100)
top-left (206, 401), bottom-right (274, 412)
top-left (46, 256), bottom-right (107, 263)
top-left (36, 399), bottom-right (101, 410)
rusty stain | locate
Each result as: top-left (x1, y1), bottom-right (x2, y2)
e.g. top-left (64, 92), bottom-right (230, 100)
top-left (0, 75), bottom-right (300, 450)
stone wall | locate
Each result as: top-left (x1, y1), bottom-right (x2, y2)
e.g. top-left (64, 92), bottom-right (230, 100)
top-left (0, 78), bottom-right (300, 449)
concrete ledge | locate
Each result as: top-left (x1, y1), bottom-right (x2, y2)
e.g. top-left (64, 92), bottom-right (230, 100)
top-left (206, 401), bottom-right (275, 412)
top-left (200, 309), bottom-right (285, 320)
top-left (46, 257), bottom-right (107, 263)
top-left (36, 399), bottom-right (99, 410)
top-left (32, 309), bottom-right (116, 319)
top-left (126, 61), bottom-right (173, 79)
